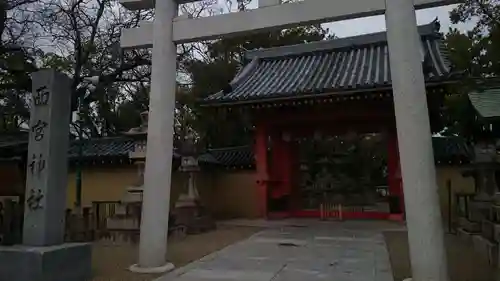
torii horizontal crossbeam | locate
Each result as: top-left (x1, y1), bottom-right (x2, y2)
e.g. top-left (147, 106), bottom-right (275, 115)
top-left (120, 0), bottom-right (457, 49)
top-left (119, 0), bottom-right (204, 10)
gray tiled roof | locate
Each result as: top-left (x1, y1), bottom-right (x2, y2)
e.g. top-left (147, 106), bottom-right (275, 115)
top-left (68, 137), bottom-right (182, 160)
top-left (0, 132), bottom-right (28, 149)
top-left (0, 134), bottom-right (471, 166)
top-left (469, 88), bottom-right (500, 120)
top-left (0, 134), bottom-right (182, 161)
top-left (204, 21), bottom-right (457, 105)
top-left (201, 137), bottom-right (471, 167)
top-left (68, 137), bottom-right (136, 160)
top-left (199, 146), bottom-right (255, 168)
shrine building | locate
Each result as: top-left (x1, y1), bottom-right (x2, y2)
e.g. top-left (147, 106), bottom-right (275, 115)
top-left (200, 20), bottom-right (464, 220)
top-left (0, 22), bottom-right (473, 224)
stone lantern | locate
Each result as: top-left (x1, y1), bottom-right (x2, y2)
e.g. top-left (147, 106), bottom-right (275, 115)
top-left (472, 141), bottom-right (498, 202)
top-left (122, 111), bottom-right (149, 203)
top-left (173, 128), bottom-right (215, 234)
top-left (104, 111), bottom-right (149, 233)
top-left (176, 134), bottom-right (200, 207)
top-left (456, 135), bottom-right (499, 237)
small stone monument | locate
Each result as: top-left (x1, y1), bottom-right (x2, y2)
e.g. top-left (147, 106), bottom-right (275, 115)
top-left (0, 69), bottom-right (91, 281)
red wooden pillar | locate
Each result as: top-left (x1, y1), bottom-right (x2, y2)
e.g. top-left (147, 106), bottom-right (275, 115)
top-left (268, 132), bottom-right (292, 218)
top-left (270, 133), bottom-right (283, 199)
top-left (278, 134), bottom-right (293, 216)
top-left (254, 124), bottom-right (269, 218)
top-left (387, 133), bottom-right (405, 214)
top-left (281, 138), bottom-right (293, 199)
top-left (288, 141), bottom-right (300, 213)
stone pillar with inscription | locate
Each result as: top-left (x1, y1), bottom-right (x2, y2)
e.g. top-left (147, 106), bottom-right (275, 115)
top-left (0, 69), bottom-right (91, 281)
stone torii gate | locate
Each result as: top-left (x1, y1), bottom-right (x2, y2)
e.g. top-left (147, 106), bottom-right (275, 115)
top-left (120, 0), bottom-right (455, 279)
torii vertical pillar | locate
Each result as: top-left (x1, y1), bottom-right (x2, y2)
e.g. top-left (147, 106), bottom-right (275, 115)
top-left (385, 0), bottom-right (448, 280)
top-left (129, 0), bottom-right (177, 273)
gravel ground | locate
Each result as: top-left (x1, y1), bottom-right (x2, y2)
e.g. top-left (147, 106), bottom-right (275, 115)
top-left (91, 225), bottom-right (260, 281)
top-left (384, 231), bottom-right (499, 281)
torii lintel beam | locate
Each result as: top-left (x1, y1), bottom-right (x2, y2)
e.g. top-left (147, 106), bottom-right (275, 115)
top-left (120, 0), bottom-right (458, 49)
top-left (119, 0), bottom-right (204, 10)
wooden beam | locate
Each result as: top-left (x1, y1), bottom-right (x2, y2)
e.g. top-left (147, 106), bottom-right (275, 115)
top-left (267, 114), bottom-right (393, 124)
top-left (120, 0), bottom-right (458, 48)
top-left (256, 104), bottom-right (394, 123)
top-left (275, 122), bottom-right (389, 136)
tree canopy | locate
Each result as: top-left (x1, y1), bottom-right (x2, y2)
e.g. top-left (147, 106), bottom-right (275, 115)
top-left (0, 0), bottom-right (331, 147)
top-left (442, 0), bottom-right (500, 140)
top-left (0, 0), bottom-right (491, 146)
top-left (183, 24), bottom-right (331, 148)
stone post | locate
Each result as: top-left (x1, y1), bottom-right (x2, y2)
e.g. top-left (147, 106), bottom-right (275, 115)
top-left (23, 70), bottom-right (72, 246)
top-left (0, 69), bottom-right (92, 281)
top-left (385, 1), bottom-right (449, 280)
top-left (129, 0), bottom-right (177, 273)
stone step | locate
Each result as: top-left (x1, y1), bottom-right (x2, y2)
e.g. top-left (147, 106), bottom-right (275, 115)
top-left (106, 217), bottom-right (140, 230)
top-left (472, 234), bottom-right (499, 267)
top-left (481, 220), bottom-right (495, 241)
top-left (469, 201), bottom-right (492, 222)
top-left (458, 217), bottom-right (481, 233)
top-left (493, 223), bottom-right (500, 243)
top-left (490, 204), bottom-right (500, 223)
top-left (457, 227), bottom-right (474, 244)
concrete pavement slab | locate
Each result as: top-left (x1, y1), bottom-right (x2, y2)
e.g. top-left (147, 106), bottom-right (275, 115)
top-left (155, 221), bottom-right (395, 281)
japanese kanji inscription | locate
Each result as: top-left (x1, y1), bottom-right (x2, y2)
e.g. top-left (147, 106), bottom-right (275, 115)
top-left (23, 69), bottom-right (72, 246)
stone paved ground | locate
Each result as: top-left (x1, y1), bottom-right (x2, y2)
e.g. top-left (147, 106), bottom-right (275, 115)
top-left (91, 225), bottom-right (259, 281)
top-left (156, 220), bottom-right (400, 281)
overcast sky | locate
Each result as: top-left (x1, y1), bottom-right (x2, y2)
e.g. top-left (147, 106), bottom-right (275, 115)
top-left (231, 1), bottom-right (475, 37)
top-left (325, 5), bottom-right (475, 37)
